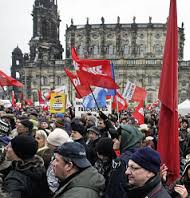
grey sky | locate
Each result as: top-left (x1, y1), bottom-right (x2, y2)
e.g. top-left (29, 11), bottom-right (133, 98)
top-left (0, 0), bottom-right (189, 74)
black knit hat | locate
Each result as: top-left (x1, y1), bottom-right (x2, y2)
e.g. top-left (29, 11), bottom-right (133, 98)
top-left (131, 147), bottom-right (161, 174)
top-left (95, 137), bottom-right (116, 159)
top-left (11, 136), bottom-right (38, 160)
top-left (71, 118), bottom-right (85, 136)
top-left (20, 120), bottom-right (33, 130)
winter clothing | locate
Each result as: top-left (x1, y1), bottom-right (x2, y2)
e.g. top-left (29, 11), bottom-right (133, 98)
top-left (125, 174), bottom-right (171, 198)
top-left (4, 155), bottom-right (49, 198)
top-left (11, 136), bottom-right (38, 160)
top-left (53, 166), bottom-right (105, 198)
top-left (47, 128), bottom-right (72, 147)
top-left (55, 142), bottom-right (91, 168)
top-left (131, 147), bottom-right (161, 174)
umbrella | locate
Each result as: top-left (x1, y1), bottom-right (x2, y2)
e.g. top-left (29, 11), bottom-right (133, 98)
top-left (0, 70), bottom-right (23, 87)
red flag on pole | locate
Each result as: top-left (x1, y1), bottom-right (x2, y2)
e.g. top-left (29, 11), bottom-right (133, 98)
top-left (123, 80), bottom-right (147, 102)
top-left (157, 0), bottom-right (179, 184)
top-left (64, 68), bottom-right (91, 98)
top-left (112, 91), bottom-right (128, 112)
top-left (11, 91), bottom-right (16, 107)
top-left (132, 100), bottom-right (144, 125)
top-left (38, 89), bottom-right (45, 105)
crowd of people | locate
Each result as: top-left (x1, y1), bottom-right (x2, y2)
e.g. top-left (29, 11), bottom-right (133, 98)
top-left (0, 103), bottom-right (189, 198)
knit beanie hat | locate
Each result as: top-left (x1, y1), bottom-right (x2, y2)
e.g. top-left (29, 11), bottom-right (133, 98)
top-left (96, 137), bottom-right (116, 159)
top-left (20, 120), bottom-right (33, 131)
top-left (11, 136), bottom-right (38, 160)
top-left (47, 128), bottom-right (72, 147)
top-left (71, 118), bottom-right (85, 136)
top-left (131, 147), bottom-right (161, 174)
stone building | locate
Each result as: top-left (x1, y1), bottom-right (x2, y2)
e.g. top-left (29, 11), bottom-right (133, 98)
top-left (65, 16), bottom-right (190, 103)
top-left (11, 0), bottom-right (190, 103)
top-left (11, 0), bottom-right (67, 102)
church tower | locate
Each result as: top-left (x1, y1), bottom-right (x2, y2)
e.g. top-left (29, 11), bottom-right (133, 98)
top-left (29, 0), bottom-right (63, 62)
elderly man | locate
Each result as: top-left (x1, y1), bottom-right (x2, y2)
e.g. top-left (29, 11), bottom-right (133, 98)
top-left (52, 142), bottom-right (105, 198)
top-left (125, 147), bottom-right (171, 198)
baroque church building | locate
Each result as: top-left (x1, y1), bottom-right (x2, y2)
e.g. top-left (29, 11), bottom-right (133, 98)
top-left (11, 0), bottom-right (190, 104)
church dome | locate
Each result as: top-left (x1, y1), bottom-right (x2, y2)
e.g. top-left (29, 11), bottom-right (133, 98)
top-left (13, 46), bottom-right (23, 55)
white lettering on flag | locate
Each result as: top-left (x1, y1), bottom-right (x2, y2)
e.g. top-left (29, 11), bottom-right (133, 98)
top-left (123, 80), bottom-right (136, 101)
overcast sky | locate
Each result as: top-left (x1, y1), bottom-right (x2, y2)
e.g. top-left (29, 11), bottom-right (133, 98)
top-left (0, 0), bottom-right (190, 74)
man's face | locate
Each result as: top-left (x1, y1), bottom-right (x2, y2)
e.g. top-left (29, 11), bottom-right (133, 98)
top-left (88, 131), bottom-right (98, 141)
top-left (16, 123), bottom-right (28, 135)
top-left (97, 119), bottom-right (105, 129)
top-left (70, 130), bottom-right (82, 140)
top-left (53, 153), bottom-right (69, 180)
top-left (5, 143), bottom-right (18, 161)
top-left (125, 159), bottom-right (153, 187)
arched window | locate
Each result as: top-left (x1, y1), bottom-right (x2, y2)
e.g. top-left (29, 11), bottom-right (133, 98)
top-left (140, 44), bottom-right (145, 56)
top-left (94, 46), bottom-right (98, 55)
top-left (148, 76), bottom-right (153, 86)
top-left (124, 45), bottom-right (129, 55)
top-left (78, 46), bottom-right (83, 55)
top-left (108, 45), bottom-right (114, 55)
top-left (41, 76), bottom-right (48, 86)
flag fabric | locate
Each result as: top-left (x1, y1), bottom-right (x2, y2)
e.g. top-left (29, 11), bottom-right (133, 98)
top-left (11, 91), bottom-right (16, 107)
top-left (157, 0), bottom-right (179, 184)
top-left (72, 48), bottom-right (119, 90)
top-left (83, 87), bottom-right (108, 109)
top-left (25, 98), bottom-right (33, 106)
top-left (64, 68), bottom-right (91, 98)
top-left (132, 100), bottom-right (144, 125)
top-left (77, 69), bottom-right (119, 89)
top-left (38, 89), bottom-right (45, 105)
top-left (112, 91), bottom-right (128, 112)
top-left (0, 70), bottom-right (23, 87)
top-left (123, 80), bottom-right (147, 102)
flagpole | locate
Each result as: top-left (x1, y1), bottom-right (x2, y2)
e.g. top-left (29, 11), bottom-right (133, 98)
top-left (89, 86), bottom-right (100, 111)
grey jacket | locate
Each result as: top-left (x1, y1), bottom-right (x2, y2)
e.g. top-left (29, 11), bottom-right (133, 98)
top-left (53, 166), bottom-right (105, 198)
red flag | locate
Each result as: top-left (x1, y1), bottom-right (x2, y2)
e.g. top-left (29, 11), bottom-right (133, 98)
top-left (38, 89), bottom-right (45, 105)
top-left (157, 0), bottom-right (179, 184)
top-left (64, 68), bottom-right (91, 98)
top-left (25, 98), bottom-right (33, 106)
top-left (77, 69), bottom-right (119, 89)
top-left (11, 91), bottom-right (16, 107)
top-left (132, 100), bottom-right (144, 125)
top-left (72, 48), bottom-right (118, 89)
top-left (112, 91), bottom-right (128, 112)
top-left (123, 80), bottom-right (147, 102)
top-left (0, 70), bottom-right (23, 87)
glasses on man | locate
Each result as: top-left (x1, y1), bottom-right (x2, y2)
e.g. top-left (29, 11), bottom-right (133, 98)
top-left (127, 165), bottom-right (142, 172)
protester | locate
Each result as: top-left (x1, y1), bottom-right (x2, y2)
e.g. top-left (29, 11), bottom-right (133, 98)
top-left (86, 126), bottom-right (101, 165)
top-left (125, 147), bottom-right (171, 197)
top-left (53, 141), bottom-right (105, 198)
top-left (70, 118), bottom-right (87, 148)
top-left (16, 119), bottom-right (33, 136)
top-left (46, 128), bottom-right (72, 194)
top-left (3, 135), bottom-right (49, 197)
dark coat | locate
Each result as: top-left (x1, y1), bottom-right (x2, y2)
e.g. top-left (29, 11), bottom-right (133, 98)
top-left (125, 174), bottom-right (171, 198)
top-left (4, 155), bottom-right (49, 198)
top-left (53, 166), bottom-right (105, 198)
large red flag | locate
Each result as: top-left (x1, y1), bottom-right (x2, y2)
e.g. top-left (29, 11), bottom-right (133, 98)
top-left (64, 68), bottom-right (91, 98)
top-left (132, 100), bottom-right (144, 125)
top-left (72, 48), bottom-right (118, 89)
top-left (157, 0), bottom-right (179, 184)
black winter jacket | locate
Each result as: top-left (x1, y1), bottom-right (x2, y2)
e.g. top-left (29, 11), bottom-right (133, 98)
top-left (4, 155), bottom-right (49, 198)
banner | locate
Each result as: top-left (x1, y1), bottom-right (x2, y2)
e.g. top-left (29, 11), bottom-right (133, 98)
top-left (123, 80), bottom-right (147, 102)
top-left (75, 98), bottom-right (111, 117)
top-left (49, 92), bottom-right (67, 114)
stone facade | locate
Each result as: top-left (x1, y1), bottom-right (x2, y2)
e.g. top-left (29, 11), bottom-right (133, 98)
top-left (65, 17), bottom-right (190, 103)
top-left (10, 0), bottom-right (190, 103)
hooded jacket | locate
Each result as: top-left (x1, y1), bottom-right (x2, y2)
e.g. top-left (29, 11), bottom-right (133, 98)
top-left (4, 155), bottom-right (49, 198)
top-left (53, 166), bottom-right (105, 198)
